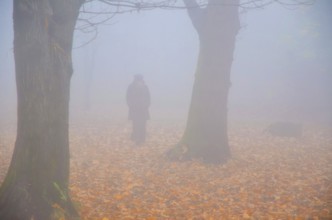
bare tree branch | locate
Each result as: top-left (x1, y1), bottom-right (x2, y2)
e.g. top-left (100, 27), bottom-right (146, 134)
top-left (74, 0), bottom-right (316, 47)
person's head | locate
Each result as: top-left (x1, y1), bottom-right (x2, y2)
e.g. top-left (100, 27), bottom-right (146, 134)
top-left (134, 74), bottom-right (144, 82)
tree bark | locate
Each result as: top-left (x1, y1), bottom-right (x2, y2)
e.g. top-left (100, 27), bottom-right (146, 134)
top-left (0, 0), bottom-right (83, 219)
top-left (168, 0), bottom-right (240, 164)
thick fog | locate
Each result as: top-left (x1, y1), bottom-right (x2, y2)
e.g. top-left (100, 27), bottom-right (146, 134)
top-left (1, 0), bottom-right (331, 127)
top-left (1, 1), bottom-right (332, 218)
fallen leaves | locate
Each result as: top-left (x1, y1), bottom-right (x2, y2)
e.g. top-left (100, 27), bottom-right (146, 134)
top-left (0, 120), bottom-right (331, 219)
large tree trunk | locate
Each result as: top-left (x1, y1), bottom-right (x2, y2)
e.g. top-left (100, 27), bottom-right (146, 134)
top-left (168, 0), bottom-right (240, 164)
top-left (0, 0), bottom-right (83, 219)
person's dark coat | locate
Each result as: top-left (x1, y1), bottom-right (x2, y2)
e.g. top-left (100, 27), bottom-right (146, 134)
top-left (126, 79), bottom-right (150, 122)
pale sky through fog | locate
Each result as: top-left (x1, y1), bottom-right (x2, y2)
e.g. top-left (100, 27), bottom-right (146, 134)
top-left (0, 0), bottom-right (331, 126)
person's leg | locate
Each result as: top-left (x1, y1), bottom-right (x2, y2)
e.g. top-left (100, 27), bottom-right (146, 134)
top-left (131, 120), bottom-right (139, 143)
top-left (132, 119), bottom-right (146, 145)
top-left (137, 120), bottom-right (146, 144)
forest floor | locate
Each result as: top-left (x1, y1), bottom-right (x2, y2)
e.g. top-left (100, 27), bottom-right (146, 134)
top-left (0, 120), bottom-right (331, 219)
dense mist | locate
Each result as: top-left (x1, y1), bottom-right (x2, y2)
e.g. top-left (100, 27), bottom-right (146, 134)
top-left (1, 1), bottom-right (331, 127)
top-left (0, 1), bottom-right (331, 219)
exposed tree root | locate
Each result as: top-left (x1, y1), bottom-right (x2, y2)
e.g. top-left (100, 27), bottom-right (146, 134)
top-left (166, 142), bottom-right (229, 165)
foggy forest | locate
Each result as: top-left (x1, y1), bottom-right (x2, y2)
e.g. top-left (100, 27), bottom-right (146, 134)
top-left (0, 0), bottom-right (331, 219)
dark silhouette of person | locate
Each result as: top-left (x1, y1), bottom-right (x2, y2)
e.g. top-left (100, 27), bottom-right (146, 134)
top-left (126, 74), bottom-right (150, 144)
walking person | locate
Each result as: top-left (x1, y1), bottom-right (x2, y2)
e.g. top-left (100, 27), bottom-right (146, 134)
top-left (126, 74), bottom-right (150, 145)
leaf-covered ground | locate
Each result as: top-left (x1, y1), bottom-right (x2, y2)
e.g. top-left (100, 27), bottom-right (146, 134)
top-left (1, 120), bottom-right (331, 219)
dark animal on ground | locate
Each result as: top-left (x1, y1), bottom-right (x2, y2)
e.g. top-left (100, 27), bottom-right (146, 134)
top-left (265, 122), bottom-right (303, 137)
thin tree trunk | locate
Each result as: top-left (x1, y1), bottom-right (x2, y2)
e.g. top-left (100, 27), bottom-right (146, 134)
top-left (168, 0), bottom-right (240, 164)
top-left (0, 0), bottom-right (82, 219)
